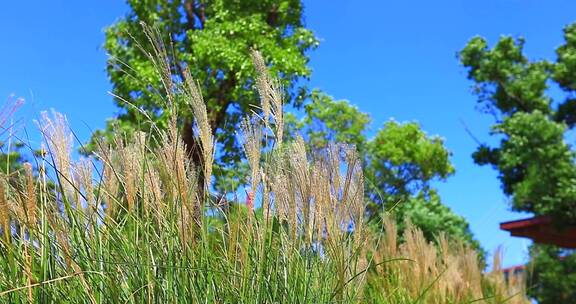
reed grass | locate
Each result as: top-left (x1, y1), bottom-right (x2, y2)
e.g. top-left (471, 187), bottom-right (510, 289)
top-left (0, 26), bottom-right (529, 303)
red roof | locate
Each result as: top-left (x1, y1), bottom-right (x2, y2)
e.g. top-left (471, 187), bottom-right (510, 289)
top-left (500, 216), bottom-right (576, 249)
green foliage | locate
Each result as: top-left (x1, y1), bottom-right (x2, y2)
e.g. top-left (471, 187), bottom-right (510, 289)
top-left (459, 26), bottom-right (576, 222)
top-left (95, 0), bottom-right (483, 273)
top-left (460, 25), bottom-right (576, 222)
top-left (303, 90), bottom-right (370, 152)
top-left (459, 36), bottom-right (551, 116)
top-left (94, 0), bottom-right (318, 192)
top-left (460, 22), bottom-right (576, 302)
top-left (0, 141), bottom-right (25, 175)
top-left (491, 112), bottom-right (576, 221)
top-left (528, 245), bottom-right (576, 303)
top-left (398, 190), bottom-right (479, 249)
top-left (366, 120), bottom-right (454, 202)
top-left (554, 23), bottom-right (576, 92)
top-left (296, 92), bottom-right (476, 249)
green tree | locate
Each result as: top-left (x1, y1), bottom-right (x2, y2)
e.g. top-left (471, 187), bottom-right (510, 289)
top-left (303, 90), bottom-right (371, 153)
top-left (95, 0), bottom-right (318, 192)
top-left (459, 30), bottom-right (576, 223)
top-left (459, 22), bottom-right (576, 303)
top-left (528, 245), bottom-right (576, 303)
top-left (100, 0), bottom-right (478, 251)
top-left (299, 91), bottom-right (478, 248)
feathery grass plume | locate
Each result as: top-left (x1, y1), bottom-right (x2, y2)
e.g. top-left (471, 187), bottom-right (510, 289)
top-left (98, 145), bottom-right (120, 220)
top-left (75, 159), bottom-right (94, 206)
top-left (270, 169), bottom-right (289, 222)
top-left (260, 171), bottom-right (269, 213)
top-left (315, 144), bottom-right (365, 245)
top-left (365, 218), bottom-right (530, 303)
top-left (400, 221), bottom-right (439, 297)
top-left (0, 26), bottom-right (533, 302)
top-left (154, 121), bottom-right (201, 246)
top-left (328, 144), bottom-right (342, 198)
top-left (110, 131), bottom-right (147, 213)
top-left (252, 50), bottom-right (284, 145)
top-left (144, 165), bottom-right (165, 222)
top-left (381, 214), bottom-right (398, 258)
top-left (485, 247), bottom-right (528, 304)
top-left (251, 50), bottom-right (271, 128)
top-left (132, 131), bottom-right (148, 209)
top-left (74, 158), bottom-right (97, 232)
top-left (116, 136), bottom-right (137, 212)
top-left (311, 161), bottom-right (329, 240)
top-left (453, 240), bottom-right (482, 298)
top-left (182, 66), bottom-right (214, 193)
top-left (23, 162), bottom-right (37, 226)
top-left (288, 135), bottom-right (311, 239)
top-left (0, 96), bottom-right (24, 133)
top-left (38, 110), bottom-right (74, 199)
top-left (155, 122), bottom-right (198, 208)
top-left (139, 22), bottom-right (176, 111)
top-left (344, 146), bottom-right (365, 243)
top-left (240, 116), bottom-right (262, 210)
top-left (269, 77), bottom-right (284, 145)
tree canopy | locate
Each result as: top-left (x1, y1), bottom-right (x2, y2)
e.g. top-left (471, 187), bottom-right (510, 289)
top-left (98, 0), bottom-right (479, 250)
top-left (92, 0), bottom-right (318, 192)
top-left (459, 22), bottom-right (576, 304)
top-left (459, 26), bottom-right (576, 224)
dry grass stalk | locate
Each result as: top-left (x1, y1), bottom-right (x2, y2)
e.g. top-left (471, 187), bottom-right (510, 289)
top-left (75, 159), bottom-right (94, 207)
top-left (23, 242), bottom-right (34, 302)
top-left (182, 67), bottom-right (214, 193)
top-left (369, 219), bottom-right (529, 303)
top-left (485, 247), bottom-right (529, 304)
top-left (23, 162), bottom-right (37, 226)
top-left (154, 122), bottom-right (200, 245)
top-left (261, 172), bottom-right (271, 218)
top-left (252, 50), bottom-right (284, 145)
top-left (398, 221), bottom-right (438, 297)
top-left (117, 138), bottom-right (137, 212)
top-left (9, 192), bottom-right (25, 227)
top-left (267, 137), bottom-right (366, 251)
top-left (139, 22), bottom-right (176, 110)
top-left (344, 147), bottom-right (365, 244)
top-left (0, 176), bottom-right (10, 242)
top-left (99, 146), bottom-right (120, 220)
top-left (381, 214), bottom-right (398, 258)
top-left (270, 170), bottom-right (289, 223)
top-left (38, 111), bottom-right (74, 200)
top-left (145, 165), bottom-right (165, 223)
top-left (311, 161), bottom-right (329, 240)
top-left (251, 50), bottom-right (271, 128)
top-left (240, 116), bottom-right (262, 209)
top-left (74, 159), bottom-right (95, 224)
top-left (288, 136), bottom-right (311, 240)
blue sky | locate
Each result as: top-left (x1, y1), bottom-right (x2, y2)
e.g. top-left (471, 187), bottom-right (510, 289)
top-left (1, 0), bottom-right (575, 268)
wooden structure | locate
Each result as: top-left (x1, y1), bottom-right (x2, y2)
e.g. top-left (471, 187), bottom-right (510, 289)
top-left (500, 216), bottom-right (576, 249)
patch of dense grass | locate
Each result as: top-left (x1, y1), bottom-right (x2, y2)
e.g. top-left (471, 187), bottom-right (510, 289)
top-left (0, 30), bottom-right (529, 303)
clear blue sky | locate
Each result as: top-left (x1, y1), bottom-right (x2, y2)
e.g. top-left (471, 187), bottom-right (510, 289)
top-left (1, 0), bottom-right (575, 268)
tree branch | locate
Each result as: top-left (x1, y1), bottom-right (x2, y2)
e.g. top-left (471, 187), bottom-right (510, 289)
top-left (183, 0), bottom-right (196, 31)
top-left (194, 2), bottom-right (206, 29)
top-left (266, 6), bottom-right (279, 27)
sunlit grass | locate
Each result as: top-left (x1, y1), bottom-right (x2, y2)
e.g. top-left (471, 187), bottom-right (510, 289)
top-left (0, 26), bottom-right (530, 303)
